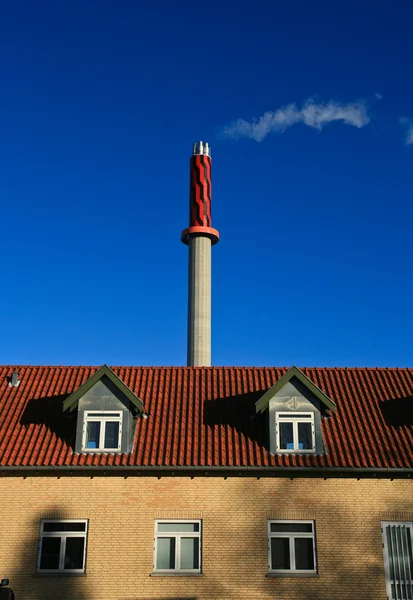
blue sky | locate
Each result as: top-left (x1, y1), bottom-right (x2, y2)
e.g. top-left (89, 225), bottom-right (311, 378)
top-left (0, 0), bottom-right (412, 367)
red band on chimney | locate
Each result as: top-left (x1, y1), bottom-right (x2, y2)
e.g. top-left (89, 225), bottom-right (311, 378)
top-left (189, 154), bottom-right (212, 228)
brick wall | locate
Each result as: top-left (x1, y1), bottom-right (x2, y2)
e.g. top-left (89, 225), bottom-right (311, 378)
top-left (1, 476), bottom-right (412, 600)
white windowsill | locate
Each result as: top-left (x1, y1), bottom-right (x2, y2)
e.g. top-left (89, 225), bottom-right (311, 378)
top-left (276, 450), bottom-right (316, 454)
top-left (81, 449), bottom-right (121, 453)
top-left (35, 572), bottom-right (86, 577)
top-left (151, 572), bottom-right (203, 577)
top-left (267, 572), bottom-right (319, 578)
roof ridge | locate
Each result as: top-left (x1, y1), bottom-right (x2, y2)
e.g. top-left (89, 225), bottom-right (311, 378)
top-left (0, 365), bottom-right (412, 371)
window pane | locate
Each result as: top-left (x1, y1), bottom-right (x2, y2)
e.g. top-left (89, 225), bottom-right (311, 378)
top-left (387, 527), bottom-right (396, 583)
top-left (298, 422), bottom-right (312, 450)
top-left (271, 522), bottom-right (313, 533)
top-left (295, 538), bottom-right (315, 570)
top-left (407, 529), bottom-right (413, 579)
top-left (279, 422), bottom-right (294, 450)
top-left (104, 421), bottom-right (120, 448)
top-left (158, 523), bottom-right (199, 533)
top-left (86, 422), bottom-right (100, 449)
top-left (399, 526), bottom-right (413, 594)
top-left (386, 524), bottom-right (413, 596)
top-left (156, 538), bottom-right (175, 569)
top-left (271, 537), bottom-right (290, 570)
top-left (180, 537), bottom-right (199, 570)
top-left (87, 413), bottom-right (120, 418)
top-left (396, 526), bottom-right (403, 584)
top-left (64, 537), bottom-right (85, 570)
top-left (43, 522), bottom-right (86, 532)
top-left (40, 537), bottom-right (61, 570)
top-left (278, 414), bottom-right (311, 419)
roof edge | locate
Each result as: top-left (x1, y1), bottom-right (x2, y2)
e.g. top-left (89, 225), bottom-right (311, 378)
top-left (0, 465), bottom-right (411, 479)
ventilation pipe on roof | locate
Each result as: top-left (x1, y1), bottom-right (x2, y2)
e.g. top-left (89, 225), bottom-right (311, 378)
top-left (8, 372), bottom-right (20, 387)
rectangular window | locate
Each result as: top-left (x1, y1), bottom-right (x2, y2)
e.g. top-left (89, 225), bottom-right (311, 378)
top-left (382, 521), bottom-right (413, 600)
top-left (37, 520), bottom-right (88, 574)
top-left (154, 521), bottom-right (201, 573)
top-left (82, 411), bottom-right (122, 452)
top-left (268, 520), bottom-right (317, 574)
top-left (276, 413), bottom-right (315, 453)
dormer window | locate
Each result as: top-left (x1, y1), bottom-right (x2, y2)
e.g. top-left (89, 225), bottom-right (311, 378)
top-left (63, 365), bottom-right (145, 455)
top-left (82, 411), bottom-right (123, 452)
top-left (255, 367), bottom-right (336, 457)
top-left (276, 412), bottom-right (315, 453)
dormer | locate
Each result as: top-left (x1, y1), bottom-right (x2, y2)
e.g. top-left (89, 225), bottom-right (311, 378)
top-left (62, 365), bottom-right (145, 454)
top-left (255, 366), bottom-right (336, 455)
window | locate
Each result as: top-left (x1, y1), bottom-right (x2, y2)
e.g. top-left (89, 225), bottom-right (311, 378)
top-left (382, 521), bottom-right (413, 600)
top-left (82, 411), bottom-right (122, 452)
top-left (268, 521), bottom-right (317, 574)
top-left (275, 412), bottom-right (315, 453)
top-left (154, 521), bottom-right (201, 573)
top-left (37, 520), bottom-right (88, 574)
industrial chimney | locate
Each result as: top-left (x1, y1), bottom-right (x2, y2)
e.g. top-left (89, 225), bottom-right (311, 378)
top-left (181, 141), bottom-right (220, 366)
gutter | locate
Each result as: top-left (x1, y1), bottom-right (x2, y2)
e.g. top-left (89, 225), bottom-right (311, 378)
top-left (0, 465), bottom-right (412, 479)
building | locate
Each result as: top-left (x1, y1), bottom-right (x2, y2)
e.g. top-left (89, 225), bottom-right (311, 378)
top-left (1, 363), bottom-right (413, 600)
top-left (1, 144), bottom-right (412, 600)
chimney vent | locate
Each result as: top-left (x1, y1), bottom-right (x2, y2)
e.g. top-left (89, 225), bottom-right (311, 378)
top-left (8, 372), bottom-right (20, 387)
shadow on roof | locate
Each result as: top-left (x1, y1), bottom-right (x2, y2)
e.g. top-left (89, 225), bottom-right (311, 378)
top-left (20, 394), bottom-right (75, 445)
top-left (379, 395), bottom-right (413, 427)
top-left (203, 390), bottom-right (267, 446)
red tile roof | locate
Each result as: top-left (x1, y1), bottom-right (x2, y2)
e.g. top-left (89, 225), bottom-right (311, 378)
top-left (1, 365), bottom-right (413, 472)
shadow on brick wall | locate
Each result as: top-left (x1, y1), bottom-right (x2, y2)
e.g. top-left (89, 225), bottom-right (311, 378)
top-left (7, 502), bottom-right (201, 600)
top-left (8, 505), bottom-right (90, 600)
top-left (218, 478), bottom-right (388, 600)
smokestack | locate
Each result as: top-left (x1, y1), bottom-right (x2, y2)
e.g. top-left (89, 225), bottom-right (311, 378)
top-left (181, 141), bottom-right (219, 366)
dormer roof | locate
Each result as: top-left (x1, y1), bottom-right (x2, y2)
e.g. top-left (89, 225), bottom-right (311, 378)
top-left (255, 366), bottom-right (336, 414)
top-left (62, 364), bottom-right (144, 414)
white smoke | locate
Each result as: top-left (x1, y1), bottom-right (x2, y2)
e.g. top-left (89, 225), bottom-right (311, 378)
top-left (221, 98), bottom-right (370, 142)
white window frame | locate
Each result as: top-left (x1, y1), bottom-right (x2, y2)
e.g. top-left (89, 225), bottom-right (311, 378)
top-left (268, 520), bottom-right (317, 574)
top-left (82, 410), bottom-right (123, 452)
top-left (153, 520), bottom-right (202, 574)
top-left (37, 519), bottom-right (88, 574)
top-left (381, 521), bottom-right (413, 600)
top-left (275, 412), bottom-right (316, 453)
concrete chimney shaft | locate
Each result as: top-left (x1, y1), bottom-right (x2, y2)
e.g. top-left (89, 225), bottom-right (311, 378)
top-left (181, 141), bottom-right (219, 366)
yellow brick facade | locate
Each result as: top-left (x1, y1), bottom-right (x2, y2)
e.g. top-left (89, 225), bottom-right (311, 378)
top-left (1, 476), bottom-right (412, 599)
